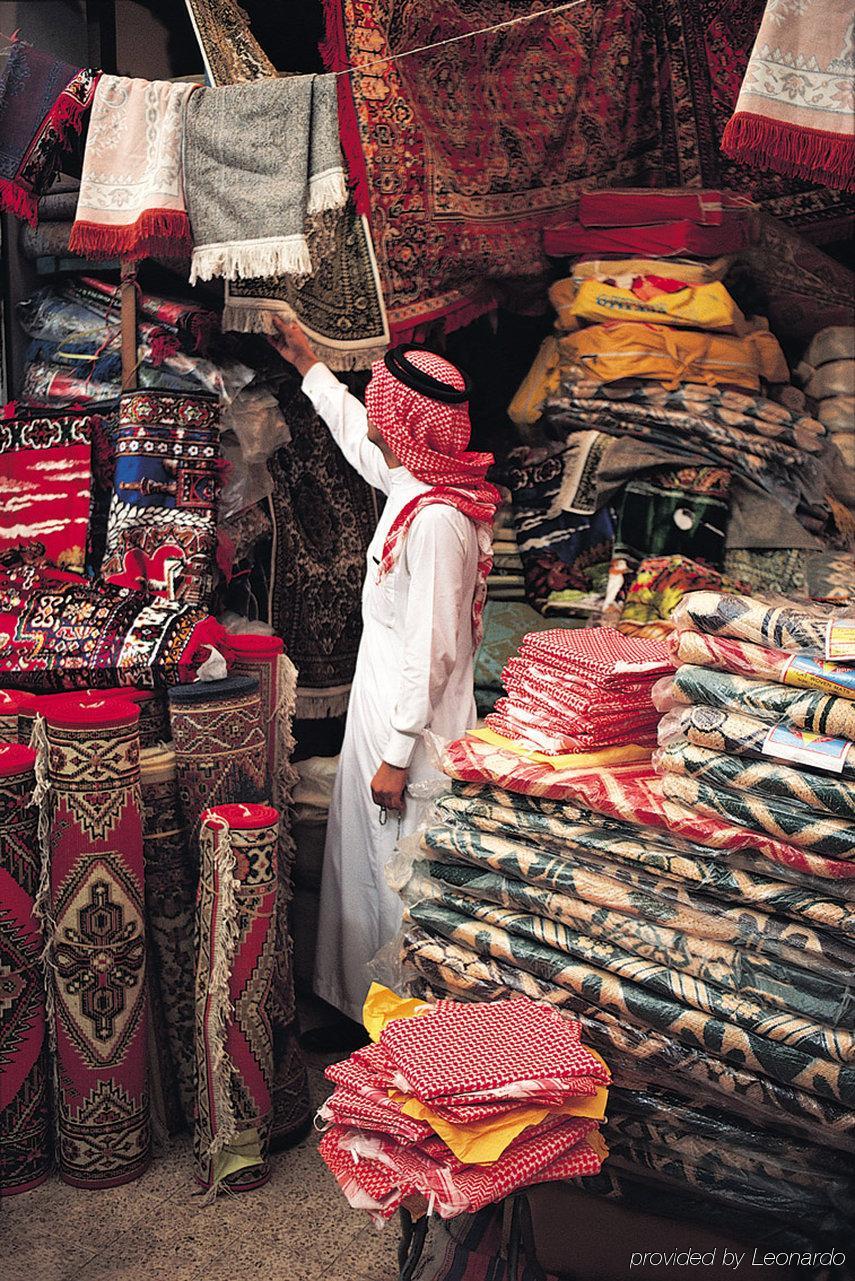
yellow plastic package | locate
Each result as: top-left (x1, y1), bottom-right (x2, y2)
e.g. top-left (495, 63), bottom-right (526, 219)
top-left (571, 279), bottom-right (745, 333)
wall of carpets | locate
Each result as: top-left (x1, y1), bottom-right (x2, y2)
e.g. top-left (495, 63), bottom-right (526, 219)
top-left (394, 597), bottom-right (855, 1251)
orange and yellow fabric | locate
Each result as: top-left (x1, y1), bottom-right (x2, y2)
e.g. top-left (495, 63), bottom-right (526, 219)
top-left (469, 724), bottom-right (651, 771)
top-left (508, 335), bottom-right (561, 426)
top-left (557, 322), bottom-right (789, 391)
top-left (570, 256), bottom-right (735, 286)
top-left (570, 279), bottom-right (745, 332)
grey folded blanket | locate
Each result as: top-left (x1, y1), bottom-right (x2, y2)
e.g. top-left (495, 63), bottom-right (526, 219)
top-left (185, 73), bottom-right (346, 283)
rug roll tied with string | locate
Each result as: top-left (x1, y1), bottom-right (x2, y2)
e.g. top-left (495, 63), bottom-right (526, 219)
top-left (43, 697), bottom-right (150, 1187)
top-left (194, 803), bottom-right (279, 1196)
top-left (214, 635), bottom-right (312, 1144)
top-left (139, 742), bottom-right (197, 1126)
top-left (0, 744), bottom-right (50, 1196)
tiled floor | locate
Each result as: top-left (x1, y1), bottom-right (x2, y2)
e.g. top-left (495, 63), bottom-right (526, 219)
top-left (1, 1062), bottom-right (400, 1281)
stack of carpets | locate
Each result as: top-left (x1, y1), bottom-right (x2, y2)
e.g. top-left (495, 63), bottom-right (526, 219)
top-left (485, 628), bottom-right (673, 755)
top-left (391, 606), bottom-right (855, 1248)
top-left (654, 589), bottom-right (855, 883)
top-left (485, 502), bottom-right (526, 603)
top-left (532, 189), bottom-right (852, 610)
top-left (318, 986), bottom-right (609, 1223)
top-left (797, 325), bottom-right (855, 470)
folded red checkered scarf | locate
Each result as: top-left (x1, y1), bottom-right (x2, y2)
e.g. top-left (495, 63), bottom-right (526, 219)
top-left (519, 626), bottom-right (673, 678)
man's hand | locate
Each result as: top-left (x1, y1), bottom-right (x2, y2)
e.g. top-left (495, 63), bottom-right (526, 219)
top-left (268, 316), bottom-right (319, 378)
top-left (371, 762), bottom-right (409, 813)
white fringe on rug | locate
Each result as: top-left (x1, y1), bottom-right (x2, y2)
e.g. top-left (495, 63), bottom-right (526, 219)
top-left (190, 234), bottom-right (312, 285)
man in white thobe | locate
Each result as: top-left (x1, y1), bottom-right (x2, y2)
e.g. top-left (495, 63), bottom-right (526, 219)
top-left (270, 320), bottom-right (497, 1027)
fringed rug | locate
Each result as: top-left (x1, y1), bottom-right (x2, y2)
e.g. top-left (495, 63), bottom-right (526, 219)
top-left (43, 697), bottom-right (150, 1187)
top-left (101, 389), bottom-right (221, 608)
top-left (139, 743), bottom-right (197, 1126)
top-left (227, 635), bottom-right (311, 1143)
top-left (195, 803), bottom-right (279, 1195)
top-left (0, 562), bottom-right (224, 691)
top-left (269, 380), bottom-right (376, 718)
top-left (167, 675), bottom-right (268, 842)
top-left (0, 40), bottom-right (99, 225)
top-left (183, 0), bottom-right (388, 369)
top-left (0, 744), bottom-right (50, 1196)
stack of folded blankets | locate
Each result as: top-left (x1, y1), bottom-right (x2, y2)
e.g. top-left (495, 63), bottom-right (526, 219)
top-left (654, 589), bottom-right (855, 885)
top-left (796, 325), bottom-right (855, 470)
top-left (393, 593), bottom-right (855, 1250)
top-left (486, 627), bottom-right (674, 754)
top-left (318, 987), bottom-right (609, 1223)
top-left (485, 500), bottom-right (526, 602)
top-left (505, 188), bottom-right (852, 625)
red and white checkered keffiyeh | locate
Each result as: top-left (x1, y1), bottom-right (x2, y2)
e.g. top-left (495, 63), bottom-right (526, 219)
top-left (365, 350), bottom-right (501, 645)
top-left (519, 627), bottom-right (673, 679)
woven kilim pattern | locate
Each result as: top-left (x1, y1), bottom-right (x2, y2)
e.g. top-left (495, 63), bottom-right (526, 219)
top-left (195, 806), bottom-right (279, 1194)
top-left (140, 744), bottom-right (196, 1125)
top-left (0, 746), bottom-right (50, 1195)
top-left (46, 703), bottom-right (150, 1187)
top-left (167, 676), bottom-right (267, 843)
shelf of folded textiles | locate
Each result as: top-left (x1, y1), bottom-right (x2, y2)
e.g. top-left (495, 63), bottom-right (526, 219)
top-left (35, 254), bottom-right (119, 275)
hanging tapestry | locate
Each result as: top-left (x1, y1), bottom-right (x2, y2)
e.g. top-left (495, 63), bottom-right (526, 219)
top-left (324, 0), bottom-right (666, 336)
top-left (269, 380), bottom-right (376, 718)
top-left (195, 804), bottom-right (279, 1195)
top-left (651, 0), bottom-right (854, 243)
top-left (44, 699), bottom-right (150, 1187)
top-left (69, 76), bottom-right (198, 260)
top-left (721, 0), bottom-right (854, 194)
top-left (0, 40), bottom-right (99, 225)
top-left (167, 675), bottom-right (268, 842)
top-left (0, 744), bottom-right (49, 1196)
top-left (139, 743), bottom-right (197, 1125)
top-left (0, 562), bottom-right (224, 690)
top-left (101, 389), bottom-right (221, 608)
top-left (226, 634), bottom-right (312, 1145)
top-left (184, 0), bottom-right (389, 369)
top-left (0, 407), bottom-right (95, 573)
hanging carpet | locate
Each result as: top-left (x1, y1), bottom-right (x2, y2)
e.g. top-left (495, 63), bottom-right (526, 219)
top-left (0, 745), bottom-right (49, 1196)
top-left (268, 380), bottom-right (376, 718)
top-left (184, 0), bottom-right (389, 369)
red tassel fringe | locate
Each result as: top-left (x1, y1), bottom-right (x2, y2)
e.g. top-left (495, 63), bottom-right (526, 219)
top-left (0, 176), bottom-right (38, 226)
top-left (722, 112), bottom-right (855, 194)
top-left (319, 0), bottom-right (372, 217)
top-left (69, 210), bottom-right (193, 261)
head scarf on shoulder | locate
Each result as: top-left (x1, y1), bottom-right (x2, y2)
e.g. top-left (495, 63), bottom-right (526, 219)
top-left (365, 347), bottom-right (500, 645)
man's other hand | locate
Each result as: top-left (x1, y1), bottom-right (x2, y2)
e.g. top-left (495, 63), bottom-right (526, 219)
top-left (370, 762), bottom-right (409, 813)
top-left (268, 316), bottom-right (319, 377)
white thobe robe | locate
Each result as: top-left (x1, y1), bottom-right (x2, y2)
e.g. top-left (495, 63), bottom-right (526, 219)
top-left (301, 363), bottom-right (480, 1021)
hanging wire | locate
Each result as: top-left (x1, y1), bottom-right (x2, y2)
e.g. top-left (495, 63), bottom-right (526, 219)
top-left (332, 0), bottom-right (591, 79)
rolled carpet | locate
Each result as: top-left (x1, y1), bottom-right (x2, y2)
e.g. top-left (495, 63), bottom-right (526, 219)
top-left (0, 745), bottom-right (50, 1195)
top-left (194, 803), bottom-right (279, 1196)
top-left (167, 675), bottom-right (267, 843)
top-left (674, 591), bottom-right (834, 651)
top-left (44, 697), bottom-right (150, 1187)
top-left (139, 743), bottom-right (197, 1125)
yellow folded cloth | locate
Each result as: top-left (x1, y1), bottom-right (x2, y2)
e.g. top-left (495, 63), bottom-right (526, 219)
top-left (508, 335), bottom-right (561, 426)
top-left (569, 256), bottom-right (735, 286)
top-left (557, 322), bottom-right (789, 391)
top-left (571, 279), bottom-right (745, 333)
top-left (469, 725), bottom-right (651, 770)
top-left (362, 985), bottom-right (609, 1165)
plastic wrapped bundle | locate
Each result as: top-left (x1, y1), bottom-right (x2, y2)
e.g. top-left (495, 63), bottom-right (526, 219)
top-left (661, 665), bottom-right (855, 740)
top-left (659, 704), bottom-right (855, 781)
top-left (673, 590), bottom-right (837, 652)
top-left (670, 628), bottom-right (855, 701)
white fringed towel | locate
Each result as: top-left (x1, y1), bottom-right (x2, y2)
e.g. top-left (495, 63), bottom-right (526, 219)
top-left (184, 74), bottom-right (347, 284)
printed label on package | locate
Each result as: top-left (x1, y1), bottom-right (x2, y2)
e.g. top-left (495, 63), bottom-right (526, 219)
top-left (783, 653), bottom-right (855, 697)
top-left (825, 618), bottom-right (855, 663)
top-left (761, 722), bottom-right (851, 775)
